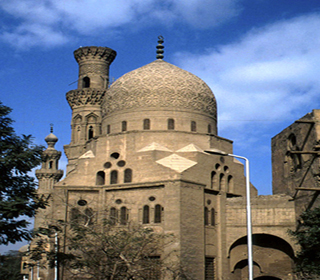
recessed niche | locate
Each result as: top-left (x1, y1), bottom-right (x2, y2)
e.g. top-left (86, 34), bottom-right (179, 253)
top-left (117, 160), bottom-right (126, 167)
top-left (115, 199), bottom-right (122, 204)
top-left (104, 162), bottom-right (112, 169)
top-left (77, 200), bottom-right (87, 206)
top-left (110, 152), bottom-right (120, 159)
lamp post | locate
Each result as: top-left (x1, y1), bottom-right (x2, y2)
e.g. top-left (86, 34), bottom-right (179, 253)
top-left (204, 149), bottom-right (253, 280)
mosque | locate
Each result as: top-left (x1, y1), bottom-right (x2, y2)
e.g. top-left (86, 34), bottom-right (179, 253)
top-left (23, 38), bottom-right (320, 280)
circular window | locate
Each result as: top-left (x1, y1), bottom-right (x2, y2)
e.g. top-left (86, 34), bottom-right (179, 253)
top-left (104, 162), bottom-right (112, 169)
top-left (220, 156), bottom-right (225, 163)
top-left (115, 199), bottom-right (122, 204)
top-left (110, 152), bottom-right (120, 159)
top-left (207, 199), bottom-right (212, 205)
top-left (77, 200), bottom-right (87, 206)
top-left (117, 160), bottom-right (126, 167)
top-left (149, 196), bottom-right (156, 201)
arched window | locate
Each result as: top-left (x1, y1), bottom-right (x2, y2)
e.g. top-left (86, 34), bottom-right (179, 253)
top-left (143, 119), bottom-right (150, 130)
top-left (84, 208), bottom-right (94, 226)
top-left (208, 124), bottom-right (212, 134)
top-left (107, 125), bottom-right (111, 134)
top-left (227, 175), bottom-right (234, 193)
top-left (70, 208), bottom-right (94, 226)
top-left (211, 171), bottom-right (217, 189)
top-left (191, 121), bottom-right (196, 132)
top-left (120, 207), bottom-right (128, 225)
top-left (110, 170), bottom-right (118, 184)
top-left (211, 208), bottom-right (215, 226)
top-left (110, 207), bottom-right (117, 225)
top-left (88, 126), bottom-right (94, 139)
top-left (204, 207), bottom-right (209, 225)
top-left (143, 205), bottom-right (150, 224)
top-left (122, 121), bottom-right (127, 132)
top-left (154, 204), bottom-right (162, 223)
top-left (49, 161), bottom-right (53, 169)
top-left (124, 169), bottom-right (132, 183)
top-left (168, 118), bottom-right (175, 130)
top-left (70, 208), bottom-right (81, 223)
top-left (219, 173), bottom-right (225, 191)
top-left (82, 77), bottom-right (90, 88)
top-left (96, 171), bottom-right (105, 185)
top-left (75, 125), bottom-right (81, 143)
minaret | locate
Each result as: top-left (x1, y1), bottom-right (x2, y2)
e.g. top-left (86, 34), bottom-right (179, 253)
top-left (64, 46), bottom-right (116, 171)
top-left (35, 126), bottom-right (63, 229)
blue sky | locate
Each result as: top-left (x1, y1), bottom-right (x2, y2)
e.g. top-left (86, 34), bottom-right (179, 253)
top-left (1, 0), bottom-right (320, 251)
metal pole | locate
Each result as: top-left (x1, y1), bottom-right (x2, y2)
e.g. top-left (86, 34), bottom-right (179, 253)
top-left (55, 232), bottom-right (58, 280)
top-left (229, 154), bottom-right (253, 280)
top-left (205, 149), bottom-right (253, 280)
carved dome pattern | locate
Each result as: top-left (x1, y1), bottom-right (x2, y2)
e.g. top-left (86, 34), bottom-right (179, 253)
top-left (102, 60), bottom-right (217, 118)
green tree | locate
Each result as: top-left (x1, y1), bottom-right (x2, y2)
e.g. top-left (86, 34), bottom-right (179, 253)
top-left (0, 101), bottom-right (44, 245)
top-left (0, 250), bottom-right (22, 280)
top-left (30, 213), bottom-right (191, 280)
top-left (289, 206), bottom-right (320, 279)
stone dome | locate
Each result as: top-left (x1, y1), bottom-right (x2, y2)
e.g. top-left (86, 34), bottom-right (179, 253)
top-left (102, 60), bottom-right (217, 118)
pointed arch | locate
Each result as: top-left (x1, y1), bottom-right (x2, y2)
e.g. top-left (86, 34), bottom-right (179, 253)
top-left (120, 207), bottom-right (128, 225)
top-left (143, 205), bottom-right (150, 224)
top-left (110, 207), bottom-right (118, 225)
top-left (154, 204), bottom-right (162, 223)
top-left (211, 171), bottom-right (217, 189)
top-left (227, 175), bottom-right (234, 193)
top-left (191, 121), bottom-right (197, 132)
top-left (204, 207), bottom-right (209, 225)
top-left (96, 171), bottom-right (105, 185)
top-left (124, 168), bottom-right (132, 183)
top-left (143, 119), bottom-right (150, 130)
top-left (168, 118), bottom-right (175, 130)
top-left (219, 173), bottom-right (225, 191)
top-left (110, 170), bottom-right (118, 184)
top-left (82, 76), bottom-right (90, 88)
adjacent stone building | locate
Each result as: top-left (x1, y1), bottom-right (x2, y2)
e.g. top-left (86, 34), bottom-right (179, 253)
top-left (26, 39), bottom-right (307, 280)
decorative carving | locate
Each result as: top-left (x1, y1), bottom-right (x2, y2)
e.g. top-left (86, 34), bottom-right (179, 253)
top-left (66, 89), bottom-right (107, 109)
top-left (74, 46), bottom-right (116, 63)
top-left (102, 60), bottom-right (217, 119)
top-left (35, 170), bottom-right (63, 181)
top-left (79, 64), bottom-right (109, 76)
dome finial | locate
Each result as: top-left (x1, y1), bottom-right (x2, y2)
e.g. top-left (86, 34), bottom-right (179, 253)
top-left (156, 36), bottom-right (164, 60)
top-left (50, 123), bottom-right (54, 133)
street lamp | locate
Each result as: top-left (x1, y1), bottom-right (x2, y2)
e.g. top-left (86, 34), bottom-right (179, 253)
top-left (204, 148), bottom-right (253, 280)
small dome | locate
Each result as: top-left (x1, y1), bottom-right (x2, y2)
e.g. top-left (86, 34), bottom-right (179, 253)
top-left (45, 133), bottom-right (58, 144)
top-left (102, 60), bottom-right (217, 118)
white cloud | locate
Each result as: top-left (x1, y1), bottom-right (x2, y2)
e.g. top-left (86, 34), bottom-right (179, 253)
top-left (0, 0), bottom-right (240, 48)
top-left (174, 13), bottom-right (320, 134)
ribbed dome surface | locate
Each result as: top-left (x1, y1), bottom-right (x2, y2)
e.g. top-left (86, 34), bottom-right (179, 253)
top-left (102, 60), bottom-right (217, 117)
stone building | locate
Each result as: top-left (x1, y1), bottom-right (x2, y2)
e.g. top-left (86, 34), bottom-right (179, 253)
top-left (26, 39), bottom-right (302, 280)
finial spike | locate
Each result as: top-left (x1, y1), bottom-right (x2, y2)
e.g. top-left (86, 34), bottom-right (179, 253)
top-left (156, 35), bottom-right (164, 60)
top-left (50, 123), bottom-right (54, 133)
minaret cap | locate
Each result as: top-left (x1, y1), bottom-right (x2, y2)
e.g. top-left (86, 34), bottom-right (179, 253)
top-left (156, 36), bottom-right (164, 60)
top-left (45, 124), bottom-right (58, 148)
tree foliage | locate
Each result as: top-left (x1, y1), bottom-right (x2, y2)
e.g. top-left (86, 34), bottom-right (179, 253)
top-left (0, 101), bottom-right (44, 245)
top-left (0, 250), bottom-right (23, 280)
top-left (289, 206), bottom-right (320, 279)
top-left (30, 214), bottom-right (191, 280)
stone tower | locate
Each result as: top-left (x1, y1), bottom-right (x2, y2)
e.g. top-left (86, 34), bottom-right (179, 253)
top-left (64, 46), bottom-right (116, 172)
top-left (35, 127), bottom-right (63, 228)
